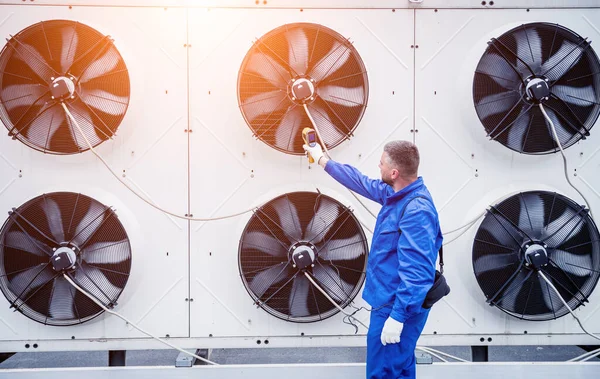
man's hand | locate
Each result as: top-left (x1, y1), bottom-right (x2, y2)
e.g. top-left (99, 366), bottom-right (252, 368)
top-left (380, 317), bottom-right (404, 346)
top-left (303, 143), bottom-right (325, 165)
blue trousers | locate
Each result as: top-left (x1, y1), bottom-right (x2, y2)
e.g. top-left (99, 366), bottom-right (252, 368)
top-left (366, 308), bottom-right (430, 379)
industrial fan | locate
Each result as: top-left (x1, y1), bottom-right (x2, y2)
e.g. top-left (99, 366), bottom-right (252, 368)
top-left (473, 191), bottom-right (600, 320)
top-left (0, 20), bottom-right (130, 154)
top-left (239, 192), bottom-right (368, 322)
top-left (237, 23), bottom-right (368, 154)
top-left (473, 23), bottom-right (600, 154)
top-left (0, 192), bottom-right (131, 326)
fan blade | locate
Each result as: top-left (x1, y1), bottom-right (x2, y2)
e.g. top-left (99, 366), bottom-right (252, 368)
top-left (541, 40), bottom-right (583, 78)
top-left (475, 92), bottom-right (520, 120)
top-left (73, 265), bottom-right (120, 304)
top-left (505, 109), bottom-right (531, 150)
top-left (307, 103), bottom-right (346, 144)
top-left (320, 234), bottom-right (365, 261)
top-left (552, 84), bottom-right (596, 107)
top-left (12, 43), bottom-right (54, 82)
top-left (551, 249), bottom-right (593, 277)
top-left (317, 85), bottom-right (364, 107)
top-left (242, 231), bottom-right (287, 257)
top-left (305, 199), bottom-right (340, 243)
top-left (274, 108), bottom-right (303, 151)
top-left (49, 276), bottom-right (75, 320)
top-left (515, 27), bottom-right (542, 67)
top-left (80, 89), bottom-right (128, 116)
top-left (1, 84), bottom-right (47, 111)
top-left (481, 220), bottom-right (519, 248)
top-left (65, 104), bottom-right (104, 151)
top-left (241, 90), bottom-right (288, 123)
top-left (5, 231), bottom-right (50, 257)
top-left (287, 27), bottom-right (309, 75)
top-left (312, 265), bottom-right (353, 303)
top-left (271, 197), bottom-right (301, 241)
top-left (79, 50), bottom-right (121, 84)
top-left (83, 240), bottom-right (129, 264)
top-left (310, 42), bottom-right (351, 82)
top-left (498, 268), bottom-right (528, 310)
top-left (537, 274), bottom-right (556, 312)
top-left (517, 193), bottom-right (545, 234)
top-left (476, 53), bottom-right (521, 89)
top-left (245, 51), bottom-right (289, 89)
top-left (60, 25), bottom-right (79, 73)
top-left (42, 198), bottom-right (65, 242)
top-left (249, 264), bottom-right (288, 298)
top-left (289, 274), bottom-right (310, 317)
top-left (71, 202), bottom-right (106, 248)
top-left (10, 265), bottom-right (54, 297)
top-left (541, 106), bottom-right (573, 147)
top-left (542, 207), bottom-right (584, 246)
top-left (474, 252), bottom-right (519, 274)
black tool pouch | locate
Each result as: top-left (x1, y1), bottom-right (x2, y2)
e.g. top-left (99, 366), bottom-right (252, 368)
top-left (422, 246), bottom-right (450, 309)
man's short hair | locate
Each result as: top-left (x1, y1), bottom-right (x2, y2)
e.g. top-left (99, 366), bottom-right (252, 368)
top-left (383, 140), bottom-right (419, 178)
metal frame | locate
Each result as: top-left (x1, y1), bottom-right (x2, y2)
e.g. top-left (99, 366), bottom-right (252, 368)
top-left (1, 362), bottom-right (600, 379)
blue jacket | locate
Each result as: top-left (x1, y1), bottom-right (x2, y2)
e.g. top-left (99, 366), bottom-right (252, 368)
top-left (324, 160), bottom-right (443, 322)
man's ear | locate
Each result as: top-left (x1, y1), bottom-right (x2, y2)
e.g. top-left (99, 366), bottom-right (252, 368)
top-left (391, 168), bottom-right (400, 179)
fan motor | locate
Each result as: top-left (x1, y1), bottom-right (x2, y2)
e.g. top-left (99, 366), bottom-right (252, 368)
top-left (51, 246), bottom-right (77, 272)
top-left (525, 77), bottom-right (550, 104)
top-left (290, 77), bottom-right (315, 103)
top-left (523, 243), bottom-right (549, 269)
top-left (290, 243), bottom-right (316, 269)
top-left (50, 76), bottom-right (76, 101)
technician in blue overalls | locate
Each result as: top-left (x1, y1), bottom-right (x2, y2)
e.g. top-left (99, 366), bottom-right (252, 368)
top-left (303, 140), bottom-right (443, 379)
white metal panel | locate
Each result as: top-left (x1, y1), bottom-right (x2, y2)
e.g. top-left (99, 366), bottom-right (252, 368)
top-left (187, 7), bottom-right (414, 339)
top-left (415, 8), bottom-right (600, 340)
top-left (0, 5), bottom-right (190, 341)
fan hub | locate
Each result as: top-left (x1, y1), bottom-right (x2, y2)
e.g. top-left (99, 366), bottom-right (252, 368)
top-left (290, 243), bottom-right (316, 269)
top-left (524, 76), bottom-right (550, 104)
top-left (289, 77), bottom-right (315, 103)
top-left (51, 246), bottom-right (77, 272)
top-left (523, 242), bottom-right (549, 270)
top-left (50, 76), bottom-right (76, 101)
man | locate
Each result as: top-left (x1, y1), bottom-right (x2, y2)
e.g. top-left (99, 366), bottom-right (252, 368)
top-left (303, 140), bottom-right (442, 379)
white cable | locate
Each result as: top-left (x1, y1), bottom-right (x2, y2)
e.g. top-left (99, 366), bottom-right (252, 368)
top-left (303, 103), bottom-right (379, 221)
top-left (303, 271), bottom-right (369, 331)
top-left (539, 103), bottom-right (593, 220)
top-left (443, 210), bottom-right (486, 235)
top-left (61, 102), bottom-right (259, 222)
top-left (537, 271), bottom-right (600, 346)
top-left (569, 347), bottom-right (600, 362)
top-left (63, 274), bottom-right (218, 365)
top-left (417, 346), bottom-right (469, 363)
top-left (442, 217), bottom-right (481, 247)
top-left (415, 347), bottom-right (448, 362)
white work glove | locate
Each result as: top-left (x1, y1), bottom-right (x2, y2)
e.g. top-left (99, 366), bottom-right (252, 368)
top-left (302, 143), bottom-right (324, 164)
top-left (380, 317), bottom-right (404, 346)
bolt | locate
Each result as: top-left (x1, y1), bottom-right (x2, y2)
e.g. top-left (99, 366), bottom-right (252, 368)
top-left (51, 77), bottom-right (55, 80)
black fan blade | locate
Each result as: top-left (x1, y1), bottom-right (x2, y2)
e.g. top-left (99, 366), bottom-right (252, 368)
top-left (240, 90), bottom-right (289, 123)
top-left (60, 23), bottom-right (79, 73)
top-left (78, 48), bottom-right (121, 84)
top-left (552, 84), bottom-right (597, 107)
top-left (10, 41), bottom-right (56, 82)
top-left (242, 231), bottom-right (287, 257)
top-left (72, 265), bottom-right (120, 305)
top-left (309, 42), bottom-right (351, 82)
top-left (320, 234), bottom-right (365, 261)
top-left (249, 264), bottom-right (289, 298)
top-left (476, 52), bottom-right (522, 90)
top-left (82, 240), bottom-right (129, 264)
top-left (48, 276), bottom-right (76, 320)
top-left (271, 197), bottom-right (302, 242)
top-left (316, 84), bottom-right (365, 108)
top-left (551, 248), bottom-right (593, 277)
top-left (517, 192), bottom-right (545, 236)
top-left (4, 230), bottom-right (51, 257)
top-left (286, 27), bottom-right (309, 76)
top-left (289, 274), bottom-right (310, 317)
top-left (305, 198), bottom-right (340, 243)
top-left (1, 83), bottom-right (47, 113)
top-left (480, 219), bottom-right (521, 249)
top-left (312, 265), bottom-right (353, 302)
top-left (473, 251), bottom-right (520, 275)
top-left (70, 201), bottom-right (107, 248)
top-left (542, 39), bottom-right (585, 79)
top-left (505, 108), bottom-right (533, 151)
top-left (10, 265), bottom-right (54, 300)
top-left (541, 207), bottom-right (584, 246)
top-left (497, 268), bottom-right (529, 310)
top-left (274, 106), bottom-right (304, 151)
top-left (245, 51), bottom-right (290, 89)
top-left (514, 26), bottom-right (543, 67)
top-left (42, 197), bottom-right (65, 243)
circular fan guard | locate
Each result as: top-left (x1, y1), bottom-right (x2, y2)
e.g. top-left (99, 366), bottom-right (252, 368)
top-left (238, 23), bottom-right (368, 155)
top-left (473, 23), bottom-right (600, 154)
top-left (473, 191), bottom-right (600, 321)
top-left (0, 192), bottom-right (132, 326)
top-left (239, 192), bottom-right (368, 322)
top-left (0, 20), bottom-right (130, 155)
